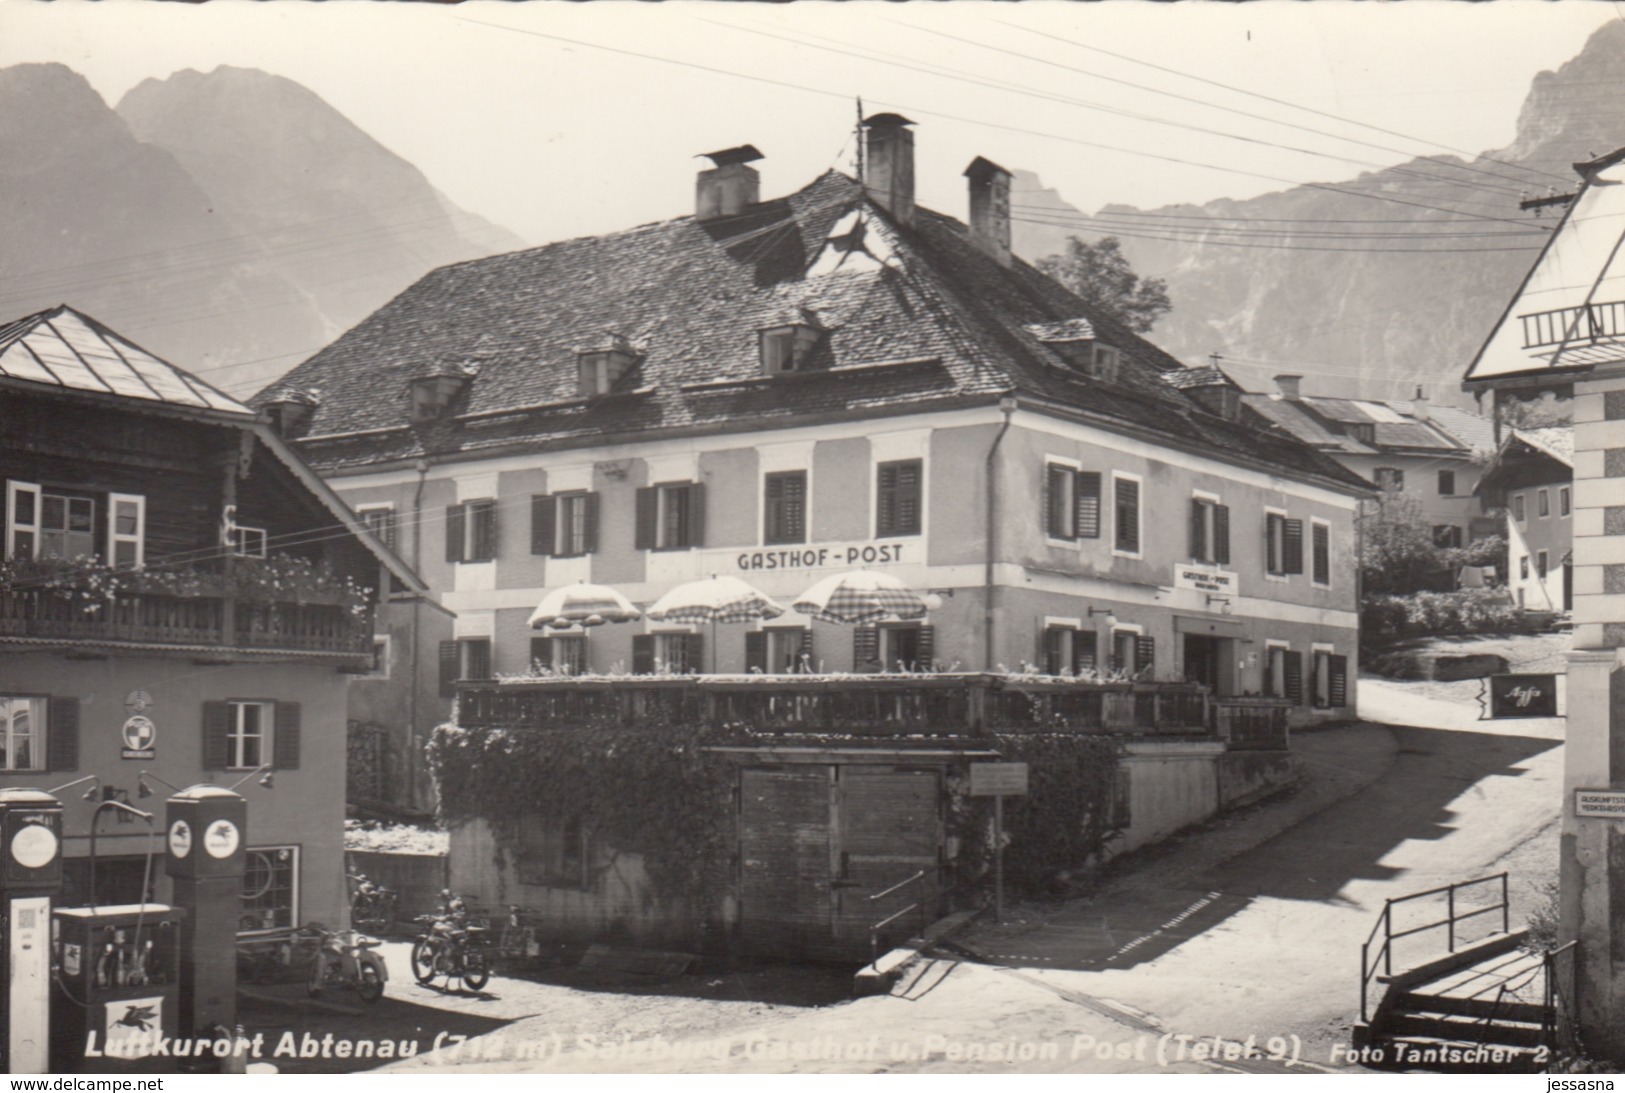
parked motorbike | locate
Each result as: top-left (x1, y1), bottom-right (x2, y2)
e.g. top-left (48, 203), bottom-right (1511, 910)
top-left (349, 873), bottom-right (398, 934)
top-left (409, 892), bottom-right (490, 991)
top-left (303, 923), bottom-right (388, 1003)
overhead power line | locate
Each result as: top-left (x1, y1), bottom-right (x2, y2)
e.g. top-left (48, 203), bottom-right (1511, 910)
top-left (1011, 213), bottom-right (1544, 254)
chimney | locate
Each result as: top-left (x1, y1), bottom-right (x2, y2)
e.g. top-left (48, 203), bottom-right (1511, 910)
top-left (1412, 385), bottom-right (1430, 420)
top-left (964, 156), bottom-right (1013, 268)
top-left (696, 145), bottom-right (763, 220)
top-left (863, 113), bottom-right (916, 227)
top-left (1274, 374), bottom-right (1303, 401)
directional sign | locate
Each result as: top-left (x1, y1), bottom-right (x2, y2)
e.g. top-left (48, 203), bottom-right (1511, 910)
top-left (969, 762), bottom-right (1029, 797)
top-left (1576, 790), bottom-right (1625, 819)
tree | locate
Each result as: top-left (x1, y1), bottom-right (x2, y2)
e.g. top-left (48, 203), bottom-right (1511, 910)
top-left (1036, 236), bottom-right (1173, 334)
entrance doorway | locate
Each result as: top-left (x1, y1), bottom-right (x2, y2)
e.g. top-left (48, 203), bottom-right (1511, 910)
top-left (1183, 634), bottom-right (1231, 694)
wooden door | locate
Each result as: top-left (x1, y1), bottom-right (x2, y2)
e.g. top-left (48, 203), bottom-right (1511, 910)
top-left (833, 767), bottom-right (942, 947)
top-left (738, 766), bottom-right (834, 953)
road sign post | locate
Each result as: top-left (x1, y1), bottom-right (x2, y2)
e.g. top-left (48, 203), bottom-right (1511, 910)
top-left (969, 763), bottom-right (1029, 924)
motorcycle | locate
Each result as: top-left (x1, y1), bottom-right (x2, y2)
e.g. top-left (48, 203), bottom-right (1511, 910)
top-left (303, 924), bottom-right (388, 1003)
top-left (409, 892), bottom-right (490, 991)
top-left (349, 873), bottom-right (398, 934)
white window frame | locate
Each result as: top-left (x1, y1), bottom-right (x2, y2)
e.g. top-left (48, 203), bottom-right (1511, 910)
top-left (1310, 517), bottom-right (1332, 588)
top-left (763, 626), bottom-right (810, 674)
top-left (39, 491), bottom-right (96, 561)
top-left (1190, 489), bottom-right (1222, 565)
top-left (6, 480), bottom-right (41, 559)
top-left (362, 635), bottom-right (391, 681)
top-left (1044, 455), bottom-right (1083, 547)
top-left (1110, 470), bottom-right (1144, 560)
top-left (0, 694), bottom-right (46, 773)
top-left (1538, 489), bottom-right (1550, 519)
top-left (232, 525), bottom-right (268, 559)
top-left (653, 628), bottom-right (698, 674)
top-left (1264, 506), bottom-right (1290, 583)
top-left (654, 482), bottom-right (694, 550)
top-left (107, 492), bottom-right (146, 569)
top-left (1110, 622), bottom-right (1144, 675)
top-left (1264, 639), bottom-right (1290, 699)
top-left (554, 492), bottom-right (589, 558)
top-left (878, 621), bottom-right (929, 673)
top-left (226, 700), bottom-right (273, 772)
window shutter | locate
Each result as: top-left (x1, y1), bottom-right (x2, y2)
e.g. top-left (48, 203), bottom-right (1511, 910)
top-left (1075, 631), bottom-right (1098, 672)
top-left (1076, 471), bottom-right (1101, 539)
top-left (1109, 634), bottom-right (1124, 674)
top-left (685, 633), bottom-right (705, 674)
top-left (634, 488), bottom-right (657, 550)
top-left (916, 625), bottom-right (935, 670)
top-left (688, 482), bottom-right (706, 548)
top-left (1283, 519), bottom-right (1305, 575)
top-left (798, 627), bottom-right (815, 670)
top-left (274, 701), bottom-right (301, 771)
top-left (1266, 514), bottom-right (1282, 574)
top-left (471, 500), bottom-right (497, 561)
top-left (1263, 655), bottom-right (1275, 698)
top-left (1312, 523), bottom-right (1330, 585)
top-left (438, 640), bottom-right (460, 697)
top-left (445, 504), bottom-right (465, 563)
top-left (1214, 505), bottom-right (1230, 565)
top-left (1042, 627), bottom-right (1065, 675)
top-left (1284, 650), bottom-right (1304, 705)
top-left (6, 480), bottom-right (42, 558)
top-left (531, 636), bottom-right (550, 672)
top-left (1328, 654), bottom-right (1349, 707)
top-left (1135, 635), bottom-right (1156, 678)
top-left (879, 463), bottom-right (899, 536)
top-left (45, 696), bottom-right (79, 773)
top-left (896, 462), bottom-right (920, 535)
top-left (202, 701), bottom-right (230, 771)
top-left (745, 631), bottom-right (768, 673)
top-left (1115, 478), bottom-right (1140, 552)
top-left (853, 627), bottom-right (880, 672)
top-left (632, 635), bottom-right (656, 675)
top-left (582, 492), bottom-right (600, 554)
top-left (531, 495), bottom-right (555, 556)
top-left (1189, 499), bottom-right (1206, 561)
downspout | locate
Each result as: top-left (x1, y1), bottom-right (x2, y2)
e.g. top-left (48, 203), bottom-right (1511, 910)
top-left (984, 394), bottom-right (1019, 671)
top-left (407, 458), bottom-right (429, 812)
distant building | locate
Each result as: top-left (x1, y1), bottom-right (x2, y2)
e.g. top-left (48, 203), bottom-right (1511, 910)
top-left (1475, 426), bottom-right (1574, 612)
top-left (0, 306), bottom-right (423, 927)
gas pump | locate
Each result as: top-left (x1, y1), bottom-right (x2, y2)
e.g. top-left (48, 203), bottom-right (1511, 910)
top-left (163, 786), bottom-right (246, 1054)
top-left (1, 787), bottom-right (63, 1074)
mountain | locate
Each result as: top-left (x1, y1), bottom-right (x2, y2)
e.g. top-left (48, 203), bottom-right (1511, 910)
top-left (1012, 21), bottom-right (1625, 407)
top-left (0, 63), bottom-right (524, 396)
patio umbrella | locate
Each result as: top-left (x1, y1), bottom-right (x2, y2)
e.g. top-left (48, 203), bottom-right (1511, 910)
top-left (791, 569), bottom-right (928, 625)
top-left (645, 575), bottom-right (786, 673)
top-left (526, 581), bottom-right (642, 630)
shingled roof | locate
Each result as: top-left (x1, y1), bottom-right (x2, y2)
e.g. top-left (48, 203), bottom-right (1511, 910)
top-left (264, 171), bottom-right (1367, 494)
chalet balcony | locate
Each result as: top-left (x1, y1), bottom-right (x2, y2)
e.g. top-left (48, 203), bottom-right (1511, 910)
top-left (0, 585), bottom-right (374, 663)
top-left (1520, 300), bottom-right (1625, 349)
top-left (455, 674), bottom-right (1290, 749)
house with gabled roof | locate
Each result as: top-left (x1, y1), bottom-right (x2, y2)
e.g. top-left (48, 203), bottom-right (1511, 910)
top-left (1475, 426), bottom-right (1575, 613)
top-left (1, 304), bottom-right (425, 928)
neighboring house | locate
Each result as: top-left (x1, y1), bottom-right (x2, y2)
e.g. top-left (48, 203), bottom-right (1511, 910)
top-left (1459, 145), bottom-right (1625, 1060)
top-left (0, 306), bottom-right (424, 929)
top-left (259, 119), bottom-right (1374, 947)
top-left (1240, 376), bottom-right (1495, 548)
top-left (1475, 427), bottom-right (1574, 612)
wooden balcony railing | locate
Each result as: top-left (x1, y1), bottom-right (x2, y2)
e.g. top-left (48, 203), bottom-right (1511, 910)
top-left (1212, 697), bottom-right (1293, 751)
top-left (455, 674), bottom-right (1218, 739)
top-left (1520, 300), bottom-right (1625, 349)
top-left (0, 588), bottom-right (372, 659)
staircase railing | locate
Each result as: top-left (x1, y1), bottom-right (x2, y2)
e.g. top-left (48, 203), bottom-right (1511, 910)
top-left (866, 869), bottom-right (931, 970)
top-left (1360, 873), bottom-right (1510, 1024)
top-left (1542, 941), bottom-right (1581, 1062)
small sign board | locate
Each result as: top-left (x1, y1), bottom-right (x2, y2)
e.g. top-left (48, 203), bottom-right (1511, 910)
top-left (1576, 790), bottom-right (1625, 819)
top-left (121, 715), bottom-right (156, 760)
top-left (1484, 673), bottom-right (1560, 719)
top-left (1173, 565), bottom-right (1239, 596)
top-left (969, 762), bottom-right (1029, 797)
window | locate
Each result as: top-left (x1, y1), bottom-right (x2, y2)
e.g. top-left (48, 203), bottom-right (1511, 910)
top-left (1312, 521), bottom-right (1331, 586)
top-left (759, 323), bottom-right (824, 375)
top-left (40, 493), bottom-right (96, 559)
top-left (1091, 344), bottom-right (1121, 380)
top-left (876, 460), bottom-right (923, 537)
top-left (1512, 494), bottom-right (1526, 523)
top-left (445, 499), bottom-right (498, 563)
top-left (241, 847), bottom-right (299, 932)
top-left (1266, 513), bottom-right (1304, 576)
top-left (1537, 551), bottom-right (1549, 579)
top-left (1560, 487), bottom-right (1571, 517)
top-left (1045, 464), bottom-right (1101, 540)
top-left (108, 493), bottom-right (145, 568)
top-left (1373, 467), bottom-right (1404, 491)
top-left (1042, 626), bottom-right (1098, 676)
top-left (8, 483), bottom-right (141, 564)
top-left (1188, 497), bottom-right (1231, 565)
top-left (576, 346), bottom-right (637, 396)
top-left (531, 492), bottom-right (600, 558)
top-left (231, 525), bottom-right (267, 559)
top-left (1538, 489), bottom-right (1550, 518)
top-left (0, 696), bottom-right (44, 773)
top-left (632, 633), bottom-right (703, 675)
top-left (1432, 525), bottom-right (1463, 549)
top-left (518, 813), bottom-right (591, 889)
top-left (1520, 556), bottom-right (1530, 580)
top-left (357, 505), bottom-right (397, 551)
top-left (1113, 474), bottom-right (1141, 555)
top-left (226, 701), bottom-right (272, 770)
top-left (1311, 650), bottom-right (1348, 709)
top-left (1437, 470), bottom-right (1456, 497)
top-left (1263, 645), bottom-right (1304, 704)
top-left (852, 624), bottom-right (935, 673)
top-left (747, 628), bottom-right (814, 674)
top-left (438, 639), bottom-right (492, 695)
top-left (764, 471), bottom-right (807, 545)
top-left (361, 636), bottom-right (390, 681)
top-left (530, 635), bottom-right (585, 676)
top-left (635, 483), bottom-right (705, 551)
top-left (1110, 629), bottom-right (1154, 679)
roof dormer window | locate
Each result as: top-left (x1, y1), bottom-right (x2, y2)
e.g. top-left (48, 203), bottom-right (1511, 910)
top-left (1091, 344), bottom-right (1121, 382)
top-left (408, 364), bottom-right (476, 423)
top-left (1346, 423), bottom-right (1376, 446)
top-left (576, 334), bottom-right (639, 397)
top-left (1025, 318), bottom-right (1118, 379)
top-left (759, 317), bottom-right (826, 375)
top-left (261, 385), bottom-right (321, 438)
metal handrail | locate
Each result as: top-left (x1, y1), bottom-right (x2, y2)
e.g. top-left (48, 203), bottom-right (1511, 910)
top-left (866, 869), bottom-right (931, 969)
top-left (1542, 941), bottom-right (1581, 1063)
top-left (1359, 873), bottom-right (1511, 1025)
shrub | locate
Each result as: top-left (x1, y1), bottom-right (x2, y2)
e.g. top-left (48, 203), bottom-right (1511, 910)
top-left (1361, 589), bottom-right (1522, 648)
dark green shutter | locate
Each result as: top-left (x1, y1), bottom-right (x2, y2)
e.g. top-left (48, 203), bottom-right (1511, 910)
top-left (1076, 471), bottom-right (1101, 539)
top-left (531, 495), bottom-right (555, 556)
top-left (202, 700), bottom-right (230, 770)
top-left (634, 488), bottom-right (657, 550)
top-left (688, 482), bottom-right (706, 548)
top-left (582, 492), bottom-right (600, 554)
top-left (1283, 518), bottom-right (1305, 575)
top-left (1189, 499), bottom-right (1207, 560)
top-left (274, 702), bottom-right (301, 770)
top-left (879, 463), bottom-right (899, 536)
top-left (1135, 635), bottom-right (1156, 678)
top-left (853, 627), bottom-right (880, 672)
top-left (1328, 655), bottom-right (1349, 707)
top-left (1266, 513), bottom-right (1282, 574)
top-left (1313, 522), bottom-right (1330, 584)
top-left (1284, 650), bottom-right (1305, 705)
top-left (916, 625), bottom-right (935, 670)
top-left (46, 696), bottom-right (79, 773)
top-left (1214, 505), bottom-right (1231, 565)
top-left (632, 635), bottom-right (656, 675)
top-left (684, 633), bottom-right (705, 674)
top-left (438, 640), bottom-right (460, 697)
top-left (1075, 631), bottom-right (1098, 672)
top-left (445, 504), bottom-right (465, 563)
top-left (1042, 627), bottom-right (1064, 675)
top-left (745, 631), bottom-right (768, 673)
top-left (1115, 478), bottom-right (1140, 552)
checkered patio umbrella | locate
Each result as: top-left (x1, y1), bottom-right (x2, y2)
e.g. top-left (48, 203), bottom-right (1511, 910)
top-left (645, 575), bottom-right (786, 625)
top-left (791, 569), bottom-right (928, 624)
top-left (526, 581), bottom-right (642, 630)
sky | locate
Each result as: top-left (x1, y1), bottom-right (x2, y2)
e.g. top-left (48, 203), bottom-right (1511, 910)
top-left (2, 0), bottom-right (1617, 247)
